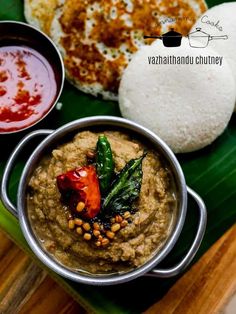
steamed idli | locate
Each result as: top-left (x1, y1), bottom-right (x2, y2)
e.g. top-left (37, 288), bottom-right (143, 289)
top-left (119, 38), bottom-right (235, 153)
top-left (191, 2), bottom-right (236, 110)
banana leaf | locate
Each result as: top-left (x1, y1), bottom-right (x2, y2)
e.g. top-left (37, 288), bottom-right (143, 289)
top-left (0, 0), bottom-right (236, 313)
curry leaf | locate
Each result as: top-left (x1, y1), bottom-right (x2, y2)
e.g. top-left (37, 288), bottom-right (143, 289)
top-left (103, 154), bottom-right (146, 215)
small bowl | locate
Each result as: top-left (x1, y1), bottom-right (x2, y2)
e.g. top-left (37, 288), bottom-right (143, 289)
top-left (0, 21), bottom-right (64, 134)
top-left (0, 116), bottom-right (207, 285)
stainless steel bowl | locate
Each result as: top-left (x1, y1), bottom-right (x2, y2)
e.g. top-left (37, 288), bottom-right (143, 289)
top-left (0, 116), bottom-right (207, 285)
top-left (0, 21), bottom-right (64, 134)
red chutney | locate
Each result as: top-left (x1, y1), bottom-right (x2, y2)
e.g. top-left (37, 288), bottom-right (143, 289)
top-left (0, 46), bottom-right (57, 133)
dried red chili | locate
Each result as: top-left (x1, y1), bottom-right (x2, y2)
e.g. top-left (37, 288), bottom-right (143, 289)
top-left (57, 165), bottom-right (101, 219)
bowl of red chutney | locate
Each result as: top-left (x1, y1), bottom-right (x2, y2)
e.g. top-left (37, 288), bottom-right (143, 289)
top-left (0, 21), bottom-right (64, 134)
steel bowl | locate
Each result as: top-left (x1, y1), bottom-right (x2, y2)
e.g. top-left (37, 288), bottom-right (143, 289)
top-left (0, 116), bottom-right (207, 285)
top-left (0, 21), bottom-right (64, 134)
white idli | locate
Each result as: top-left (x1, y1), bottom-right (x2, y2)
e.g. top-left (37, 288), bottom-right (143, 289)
top-left (119, 38), bottom-right (235, 153)
top-left (190, 2), bottom-right (236, 110)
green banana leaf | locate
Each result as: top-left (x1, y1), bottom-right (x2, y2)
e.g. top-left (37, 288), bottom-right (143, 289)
top-left (0, 0), bottom-right (236, 313)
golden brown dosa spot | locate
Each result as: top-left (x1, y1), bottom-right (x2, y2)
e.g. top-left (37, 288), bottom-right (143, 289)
top-left (25, 0), bottom-right (59, 34)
